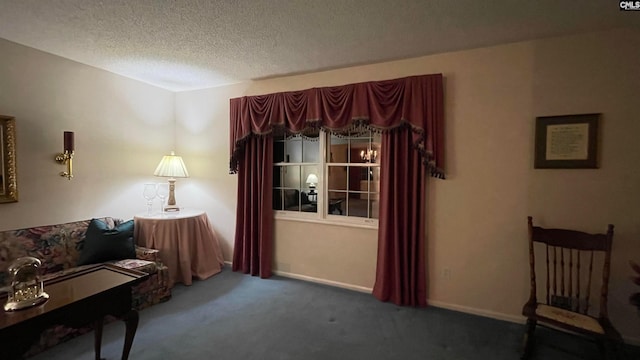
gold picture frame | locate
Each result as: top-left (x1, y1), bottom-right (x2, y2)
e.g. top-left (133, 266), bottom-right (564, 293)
top-left (1, 115), bottom-right (18, 203)
top-left (534, 113), bottom-right (600, 169)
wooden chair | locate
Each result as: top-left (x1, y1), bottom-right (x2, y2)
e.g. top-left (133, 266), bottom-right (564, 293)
top-left (522, 216), bottom-right (623, 359)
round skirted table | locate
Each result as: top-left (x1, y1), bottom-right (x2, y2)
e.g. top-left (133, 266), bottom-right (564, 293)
top-left (134, 209), bottom-right (224, 288)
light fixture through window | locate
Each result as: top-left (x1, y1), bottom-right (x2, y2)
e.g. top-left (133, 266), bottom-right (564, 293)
top-left (360, 149), bottom-right (377, 163)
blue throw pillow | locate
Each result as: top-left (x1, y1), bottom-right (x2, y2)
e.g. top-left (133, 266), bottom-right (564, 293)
top-left (77, 218), bottom-right (136, 266)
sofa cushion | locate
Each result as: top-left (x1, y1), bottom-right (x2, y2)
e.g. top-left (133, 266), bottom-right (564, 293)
top-left (77, 219), bottom-right (135, 266)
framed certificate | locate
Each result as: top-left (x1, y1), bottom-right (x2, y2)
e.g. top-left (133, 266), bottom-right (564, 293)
top-left (534, 113), bottom-right (600, 169)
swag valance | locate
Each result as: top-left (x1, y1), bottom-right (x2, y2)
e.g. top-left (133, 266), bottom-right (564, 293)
top-left (229, 73), bottom-right (444, 178)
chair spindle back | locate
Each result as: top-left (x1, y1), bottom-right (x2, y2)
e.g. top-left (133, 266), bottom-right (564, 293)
top-left (527, 217), bottom-right (613, 318)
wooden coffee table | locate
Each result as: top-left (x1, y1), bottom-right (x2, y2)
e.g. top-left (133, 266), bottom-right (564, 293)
top-left (0, 264), bottom-right (148, 360)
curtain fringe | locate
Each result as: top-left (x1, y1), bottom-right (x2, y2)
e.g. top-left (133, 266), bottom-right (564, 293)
top-left (231, 120), bottom-right (445, 179)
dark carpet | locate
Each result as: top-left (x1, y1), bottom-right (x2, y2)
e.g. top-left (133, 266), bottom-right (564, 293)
top-left (30, 267), bottom-right (640, 359)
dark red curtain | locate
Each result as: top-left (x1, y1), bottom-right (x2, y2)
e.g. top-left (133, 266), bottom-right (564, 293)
top-left (230, 75), bottom-right (444, 176)
top-left (231, 135), bottom-right (273, 278)
top-left (230, 74), bottom-right (443, 303)
top-left (372, 129), bottom-right (427, 306)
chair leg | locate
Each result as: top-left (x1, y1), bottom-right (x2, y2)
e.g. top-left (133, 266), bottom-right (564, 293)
top-left (521, 318), bottom-right (536, 360)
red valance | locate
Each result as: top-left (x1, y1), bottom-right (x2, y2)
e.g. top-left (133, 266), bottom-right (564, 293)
top-left (230, 74), bottom-right (444, 177)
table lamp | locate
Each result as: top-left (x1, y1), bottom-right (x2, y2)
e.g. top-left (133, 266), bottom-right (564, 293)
top-left (153, 151), bottom-right (190, 211)
top-left (306, 173), bottom-right (318, 202)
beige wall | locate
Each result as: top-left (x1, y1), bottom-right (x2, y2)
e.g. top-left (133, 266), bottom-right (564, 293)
top-left (1, 27), bottom-right (638, 342)
top-left (0, 38), bottom-right (175, 228)
top-left (176, 28), bottom-right (640, 341)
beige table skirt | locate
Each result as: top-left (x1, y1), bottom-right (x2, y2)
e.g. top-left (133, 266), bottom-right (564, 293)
top-left (134, 209), bottom-right (225, 288)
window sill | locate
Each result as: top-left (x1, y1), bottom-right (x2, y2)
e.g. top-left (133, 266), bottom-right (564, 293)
top-left (274, 211), bottom-right (378, 230)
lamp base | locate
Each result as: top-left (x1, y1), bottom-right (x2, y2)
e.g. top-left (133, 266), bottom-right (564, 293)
top-left (164, 205), bottom-right (180, 212)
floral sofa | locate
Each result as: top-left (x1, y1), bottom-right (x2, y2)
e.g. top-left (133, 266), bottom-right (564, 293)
top-left (0, 217), bottom-right (171, 357)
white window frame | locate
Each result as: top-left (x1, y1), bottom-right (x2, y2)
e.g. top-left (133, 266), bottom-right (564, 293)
top-left (274, 130), bottom-right (379, 229)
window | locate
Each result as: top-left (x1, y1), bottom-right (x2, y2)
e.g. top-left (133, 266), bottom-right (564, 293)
top-left (273, 132), bottom-right (320, 214)
top-left (273, 129), bottom-right (380, 225)
top-left (327, 130), bottom-right (381, 219)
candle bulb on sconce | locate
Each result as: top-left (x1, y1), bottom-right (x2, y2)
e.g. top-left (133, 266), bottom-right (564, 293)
top-left (55, 131), bottom-right (74, 180)
top-left (63, 131), bottom-right (74, 152)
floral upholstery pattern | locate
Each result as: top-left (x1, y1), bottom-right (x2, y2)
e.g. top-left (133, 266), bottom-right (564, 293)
top-left (0, 219), bottom-right (93, 285)
top-left (0, 218), bottom-right (171, 357)
top-left (112, 258), bottom-right (157, 274)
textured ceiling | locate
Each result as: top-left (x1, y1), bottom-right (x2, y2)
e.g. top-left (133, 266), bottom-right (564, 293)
top-left (0, 0), bottom-right (636, 92)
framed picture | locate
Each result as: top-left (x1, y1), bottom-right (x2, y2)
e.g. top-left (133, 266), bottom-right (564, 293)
top-left (534, 113), bottom-right (600, 169)
top-left (1, 115), bottom-right (18, 203)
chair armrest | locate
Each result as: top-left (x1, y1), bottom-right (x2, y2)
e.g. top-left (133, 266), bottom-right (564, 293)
top-left (135, 246), bottom-right (160, 262)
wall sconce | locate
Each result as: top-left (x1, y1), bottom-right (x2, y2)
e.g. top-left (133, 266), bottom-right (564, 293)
top-left (55, 131), bottom-right (74, 180)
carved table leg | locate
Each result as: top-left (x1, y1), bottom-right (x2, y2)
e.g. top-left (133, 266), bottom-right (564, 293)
top-left (121, 310), bottom-right (139, 360)
top-left (94, 317), bottom-right (104, 360)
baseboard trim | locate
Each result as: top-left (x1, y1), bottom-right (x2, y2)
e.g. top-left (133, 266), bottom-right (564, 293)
top-left (427, 299), bottom-right (524, 324)
top-left (427, 299), bottom-right (640, 346)
top-left (236, 265), bottom-right (640, 346)
top-left (273, 270), bottom-right (373, 294)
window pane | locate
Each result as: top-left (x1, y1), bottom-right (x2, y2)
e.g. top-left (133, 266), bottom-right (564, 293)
top-left (328, 191), bottom-right (346, 216)
top-left (282, 165), bottom-right (301, 188)
top-left (274, 166), bottom-right (284, 188)
top-left (274, 139), bottom-right (285, 163)
top-left (302, 165), bottom-right (319, 202)
top-left (342, 196), bottom-right (378, 219)
top-left (273, 189), bottom-right (284, 210)
top-left (302, 138), bottom-right (320, 162)
top-left (351, 137), bottom-right (371, 164)
top-left (300, 191), bottom-right (317, 213)
top-left (346, 195), bottom-right (368, 218)
top-left (328, 134), bottom-right (348, 163)
top-left (283, 189), bottom-right (298, 210)
top-left (282, 188), bottom-right (315, 213)
top-left (287, 138), bottom-right (303, 163)
top-left (328, 130), bottom-right (381, 164)
top-left (360, 167), bottom-right (380, 195)
top-left (327, 165), bottom-right (348, 191)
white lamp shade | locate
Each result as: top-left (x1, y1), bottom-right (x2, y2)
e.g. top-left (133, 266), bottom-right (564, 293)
top-left (306, 174), bottom-right (318, 186)
top-left (153, 151), bottom-right (190, 178)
